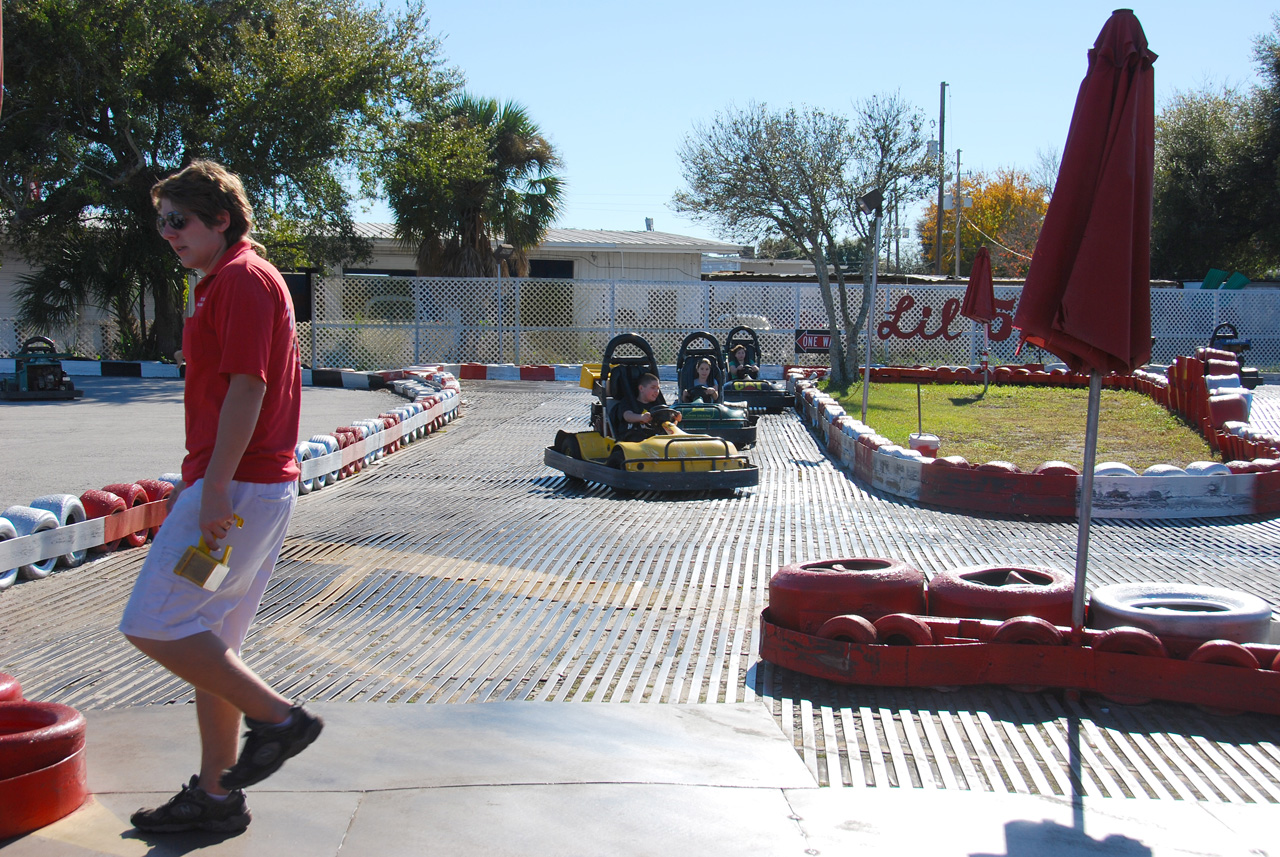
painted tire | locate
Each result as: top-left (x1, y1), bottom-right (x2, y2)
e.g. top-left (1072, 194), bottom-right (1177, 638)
top-left (157, 472), bottom-right (183, 490)
top-left (80, 489), bottom-right (127, 553)
top-left (873, 613), bottom-right (934, 646)
top-left (1092, 626), bottom-right (1168, 705)
top-left (102, 483), bottom-right (150, 548)
top-left (2, 505), bottom-right (60, 580)
top-left (0, 673), bottom-right (21, 702)
top-left (29, 494), bottom-right (88, 568)
top-left (991, 616), bottom-right (1065, 646)
top-left (295, 442), bottom-right (316, 495)
top-left (768, 557), bottom-right (926, 634)
top-left (928, 565), bottom-right (1074, 625)
top-left (1088, 582), bottom-right (1272, 643)
top-left (134, 480), bottom-right (173, 538)
top-left (1187, 640), bottom-right (1260, 716)
top-left (0, 700), bottom-right (87, 780)
top-left (309, 435), bottom-right (340, 486)
top-left (0, 517), bottom-right (20, 589)
top-left (815, 614), bottom-right (879, 645)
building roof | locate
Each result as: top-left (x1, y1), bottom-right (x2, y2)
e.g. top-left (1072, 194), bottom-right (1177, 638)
top-left (351, 223), bottom-right (748, 255)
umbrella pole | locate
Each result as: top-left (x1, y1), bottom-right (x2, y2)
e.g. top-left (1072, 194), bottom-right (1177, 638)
top-left (982, 324), bottom-right (990, 395)
top-left (1072, 370), bottom-right (1102, 632)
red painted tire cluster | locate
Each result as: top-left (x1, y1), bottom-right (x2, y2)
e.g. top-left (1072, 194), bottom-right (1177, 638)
top-left (928, 564), bottom-right (1075, 626)
top-left (768, 557), bottom-right (926, 635)
top-left (0, 675), bottom-right (88, 839)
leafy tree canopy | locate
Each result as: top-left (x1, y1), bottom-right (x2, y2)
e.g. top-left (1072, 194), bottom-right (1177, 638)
top-left (917, 168), bottom-right (1047, 279)
top-left (2, 0), bottom-right (459, 358)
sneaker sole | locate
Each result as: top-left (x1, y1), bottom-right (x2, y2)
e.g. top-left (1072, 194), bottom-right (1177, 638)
top-left (219, 714), bottom-right (324, 790)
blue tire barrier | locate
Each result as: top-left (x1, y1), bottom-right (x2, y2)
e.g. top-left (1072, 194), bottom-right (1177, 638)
top-left (0, 517), bottom-right (19, 590)
top-left (157, 472), bottom-right (183, 490)
top-left (2, 506), bottom-right (60, 580)
top-left (1088, 582), bottom-right (1273, 644)
top-left (28, 494), bottom-right (87, 568)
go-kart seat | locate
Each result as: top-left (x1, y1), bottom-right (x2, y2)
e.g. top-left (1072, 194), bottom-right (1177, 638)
top-left (607, 364), bottom-right (668, 439)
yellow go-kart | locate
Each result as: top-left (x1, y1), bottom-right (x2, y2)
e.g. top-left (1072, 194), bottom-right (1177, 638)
top-left (543, 333), bottom-right (758, 493)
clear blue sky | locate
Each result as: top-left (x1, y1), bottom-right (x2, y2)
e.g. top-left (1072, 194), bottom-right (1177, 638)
top-left (361, 1), bottom-right (1276, 246)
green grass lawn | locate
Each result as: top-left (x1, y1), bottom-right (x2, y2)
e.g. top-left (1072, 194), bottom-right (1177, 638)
top-left (822, 381), bottom-right (1215, 472)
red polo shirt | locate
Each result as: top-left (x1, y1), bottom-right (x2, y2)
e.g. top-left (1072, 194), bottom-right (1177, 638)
top-left (181, 240), bottom-right (301, 485)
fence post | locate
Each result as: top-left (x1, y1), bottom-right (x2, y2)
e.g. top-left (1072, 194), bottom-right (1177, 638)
top-left (609, 280), bottom-right (616, 340)
top-left (514, 278), bottom-right (522, 365)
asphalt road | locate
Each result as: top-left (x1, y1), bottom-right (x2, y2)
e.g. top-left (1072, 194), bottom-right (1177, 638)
top-left (0, 376), bottom-right (409, 512)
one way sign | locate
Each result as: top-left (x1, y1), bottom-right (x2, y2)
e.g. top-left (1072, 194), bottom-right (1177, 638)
top-left (794, 329), bottom-right (832, 353)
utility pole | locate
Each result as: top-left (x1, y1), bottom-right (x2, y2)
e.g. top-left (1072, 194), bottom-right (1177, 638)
top-left (934, 81), bottom-right (947, 276)
top-left (953, 149), bottom-right (963, 279)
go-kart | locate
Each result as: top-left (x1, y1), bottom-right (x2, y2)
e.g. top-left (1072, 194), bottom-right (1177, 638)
top-left (723, 326), bottom-right (794, 414)
top-left (671, 331), bottom-right (757, 448)
top-left (543, 333), bottom-right (758, 493)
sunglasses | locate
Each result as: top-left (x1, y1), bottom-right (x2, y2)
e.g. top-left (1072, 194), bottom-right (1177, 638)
top-left (155, 211), bottom-right (191, 233)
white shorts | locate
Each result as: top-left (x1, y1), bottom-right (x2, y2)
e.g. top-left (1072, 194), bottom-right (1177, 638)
top-left (119, 478), bottom-right (297, 652)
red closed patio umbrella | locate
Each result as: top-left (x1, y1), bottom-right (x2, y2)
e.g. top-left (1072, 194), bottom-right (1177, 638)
top-left (1013, 9), bottom-right (1156, 630)
top-left (962, 245), bottom-right (996, 390)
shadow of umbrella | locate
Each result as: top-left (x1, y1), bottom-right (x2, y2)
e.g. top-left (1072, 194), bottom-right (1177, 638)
top-left (961, 245), bottom-right (996, 393)
top-left (1013, 8), bottom-right (1156, 634)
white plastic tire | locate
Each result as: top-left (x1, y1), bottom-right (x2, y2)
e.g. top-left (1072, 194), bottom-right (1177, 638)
top-left (28, 494), bottom-right (87, 568)
top-left (1088, 582), bottom-right (1273, 643)
top-left (0, 517), bottom-right (18, 590)
top-left (1, 506), bottom-right (60, 580)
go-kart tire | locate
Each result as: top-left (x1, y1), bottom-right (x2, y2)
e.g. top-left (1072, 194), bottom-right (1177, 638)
top-left (815, 614), bottom-right (879, 644)
top-left (1092, 626), bottom-right (1168, 705)
top-left (0, 673), bottom-right (21, 702)
top-left (928, 564), bottom-right (1074, 625)
top-left (0, 701), bottom-right (86, 781)
top-left (0, 517), bottom-right (20, 590)
top-left (1187, 640), bottom-right (1261, 716)
top-left (873, 613), bottom-right (934, 646)
top-left (102, 483), bottom-right (150, 548)
top-left (2, 506), bottom-right (60, 580)
top-left (554, 430), bottom-right (583, 460)
top-left (1087, 582), bottom-right (1272, 643)
top-left (605, 444), bottom-right (629, 470)
top-left (80, 489), bottom-right (127, 553)
top-left (29, 494), bottom-right (88, 568)
top-left (768, 558), bottom-right (926, 634)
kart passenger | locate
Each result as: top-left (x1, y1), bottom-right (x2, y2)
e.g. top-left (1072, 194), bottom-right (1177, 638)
top-left (617, 373), bottom-right (680, 441)
top-left (729, 344), bottom-right (760, 380)
top-left (682, 357), bottom-right (720, 403)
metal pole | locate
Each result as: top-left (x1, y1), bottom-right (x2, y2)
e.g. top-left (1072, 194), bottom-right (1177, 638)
top-left (496, 264), bottom-right (503, 363)
top-left (861, 211), bottom-right (880, 424)
top-left (1072, 371), bottom-right (1102, 632)
top-left (934, 82), bottom-right (947, 276)
top-left (953, 149), bottom-right (963, 279)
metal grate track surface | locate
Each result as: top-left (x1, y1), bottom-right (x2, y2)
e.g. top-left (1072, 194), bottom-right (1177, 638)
top-left (4, 380), bottom-right (1280, 803)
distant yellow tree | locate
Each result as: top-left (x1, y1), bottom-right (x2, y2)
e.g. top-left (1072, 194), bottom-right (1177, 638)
top-left (917, 168), bottom-right (1047, 278)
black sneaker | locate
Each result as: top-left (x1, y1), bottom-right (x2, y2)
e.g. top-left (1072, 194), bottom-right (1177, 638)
top-left (219, 704), bottom-right (323, 790)
top-left (130, 776), bottom-right (251, 834)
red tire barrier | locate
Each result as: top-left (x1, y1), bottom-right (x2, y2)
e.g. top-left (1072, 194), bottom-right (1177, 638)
top-left (135, 479), bottom-right (173, 537)
top-left (975, 460), bottom-right (1021, 473)
top-left (1032, 460), bottom-right (1081, 476)
top-left (0, 673), bottom-right (21, 702)
top-left (768, 558), bottom-right (926, 634)
top-left (1187, 640), bottom-right (1261, 716)
top-left (79, 489), bottom-right (127, 553)
top-left (873, 613), bottom-right (934, 646)
top-left (0, 702), bottom-right (88, 841)
top-left (991, 616), bottom-right (1065, 646)
top-left (928, 564), bottom-right (1074, 625)
top-left (1093, 626), bottom-right (1168, 705)
top-left (815, 614), bottom-right (878, 644)
top-left (102, 482), bottom-right (150, 548)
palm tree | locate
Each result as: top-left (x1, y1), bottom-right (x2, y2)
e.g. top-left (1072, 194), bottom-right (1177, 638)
top-left (388, 95), bottom-right (564, 277)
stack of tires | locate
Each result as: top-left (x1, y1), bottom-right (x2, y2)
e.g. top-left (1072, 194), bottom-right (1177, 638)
top-left (0, 673), bottom-right (88, 839)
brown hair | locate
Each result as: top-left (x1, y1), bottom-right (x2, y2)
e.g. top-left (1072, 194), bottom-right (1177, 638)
top-left (151, 159), bottom-right (265, 255)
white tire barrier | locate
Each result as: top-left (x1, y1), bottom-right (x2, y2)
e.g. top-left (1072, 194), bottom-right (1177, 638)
top-left (1088, 582), bottom-right (1273, 644)
top-left (1141, 464), bottom-right (1186, 476)
top-left (295, 442), bottom-right (317, 495)
top-left (308, 435), bottom-right (341, 486)
top-left (1, 506), bottom-right (60, 580)
top-left (0, 517), bottom-right (18, 590)
top-left (28, 495), bottom-right (87, 568)
top-left (158, 473), bottom-right (183, 489)
top-left (1094, 462), bottom-right (1138, 476)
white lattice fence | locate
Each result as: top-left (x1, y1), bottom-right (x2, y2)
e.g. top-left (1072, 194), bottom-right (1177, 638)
top-left (301, 276), bottom-right (1280, 372)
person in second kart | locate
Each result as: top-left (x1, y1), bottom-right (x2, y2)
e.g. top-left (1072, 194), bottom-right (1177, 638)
top-left (682, 357), bottom-right (720, 403)
top-left (617, 373), bottom-right (680, 441)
